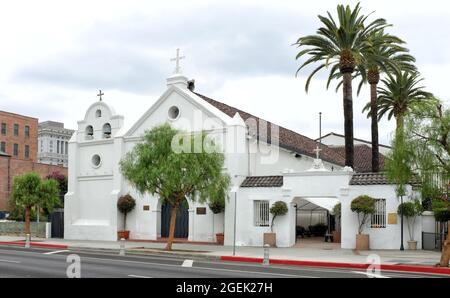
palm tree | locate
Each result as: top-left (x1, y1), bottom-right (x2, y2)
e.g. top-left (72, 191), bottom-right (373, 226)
top-left (359, 30), bottom-right (416, 172)
top-left (294, 3), bottom-right (388, 168)
top-left (373, 70), bottom-right (432, 136)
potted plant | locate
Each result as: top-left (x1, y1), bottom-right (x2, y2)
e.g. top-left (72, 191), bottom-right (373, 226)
top-left (351, 195), bottom-right (375, 250)
top-left (397, 199), bottom-right (423, 250)
top-left (117, 194), bottom-right (136, 240)
top-left (264, 201), bottom-right (288, 247)
top-left (209, 199), bottom-right (225, 245)
top-left (332, 203), bottom-right (341, 243)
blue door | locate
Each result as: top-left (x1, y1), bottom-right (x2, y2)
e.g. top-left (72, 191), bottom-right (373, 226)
top-left (161, 202), bottom-right (189, 238)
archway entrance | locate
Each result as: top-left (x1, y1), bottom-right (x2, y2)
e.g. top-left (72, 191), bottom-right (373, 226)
top-left (292, 197), bottom-right (339, 246)
top-left (161, 202), bottom-right (189, 238)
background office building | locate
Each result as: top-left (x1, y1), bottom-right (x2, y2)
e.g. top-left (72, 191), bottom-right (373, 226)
top-left (38, 121), bottom-right (74, 167)
top-left (0, 110), bottom-right (38, 162)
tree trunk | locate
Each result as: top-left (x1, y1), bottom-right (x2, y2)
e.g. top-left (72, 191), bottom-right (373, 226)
top-left (370, 83), bottom-right (379, 172)
top-left (342, 72), bottom-right (354, 169)
top-left (24, 206), bottom-right (31, 235)
top-left (396, 114), bottom-right (404, 137)
top-left (439, 222), bottom-right (450, 267)
top-left (123, 213), bottom-right (127, 231)
top-left (165, 205), bottom-right (179, 251)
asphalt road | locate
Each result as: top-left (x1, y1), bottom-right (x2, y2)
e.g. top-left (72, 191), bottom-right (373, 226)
top-left (0, 245), bottom-right (447, 278)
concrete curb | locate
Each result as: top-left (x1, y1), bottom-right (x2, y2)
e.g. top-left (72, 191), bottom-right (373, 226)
top-left (68, 246), bottom-right (221, 261)
top-left (220, 256), bottom-right (450, 276)
top-left (0, 241), bottom-right (69, 249)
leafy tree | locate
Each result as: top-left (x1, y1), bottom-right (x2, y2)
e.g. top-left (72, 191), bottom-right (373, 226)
top-left (294, 2), bottom-right (388, 168)
top-left (117, 194), bottom-right (136, 231)
top-left (11, 173), bottom-right (60, 235)
top-left (351, 195), bottom-right (375, 234)
top-left (269, 201), bottom-right (288, 232)
top-left (397, 200), bottom-right (423, 241)
top-left (120, 124), bottom-right (230, 250)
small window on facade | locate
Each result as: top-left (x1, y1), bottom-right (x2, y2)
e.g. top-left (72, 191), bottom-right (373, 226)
top-left (168, 106), bottom-right (180, 120)
top-left (254, 200), bottom-right (270, 227)
top-left (13, 143), bottom-right (19, 156)
top-left (91, 154), bottom-right (101, 167)
top-left (25, 125), bottom-right (30, 138)
top-left (0, 141), bottom-right (6, 153)
top-left (65, 142), bottom-right (68, 154)
top-left (85, 125), bottom-right (94, 139)
top-left (102, 123), bottom-right (111, 138)
top-left (57, 140), bottom-right (60, 154)
top-left (95, 109), bottom-right (102, 118)
top-left (371, 199), bottom-right (386, 228)
top-left (1, 123), bottom-right (6, 135)
top-left (14, 124), bottom-right (19, 136)
top-left (25, 145), bottom-right (30, 159)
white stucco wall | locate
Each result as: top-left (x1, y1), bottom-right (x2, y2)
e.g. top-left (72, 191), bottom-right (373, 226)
top-left (340, 184), bottom-right (423, 250)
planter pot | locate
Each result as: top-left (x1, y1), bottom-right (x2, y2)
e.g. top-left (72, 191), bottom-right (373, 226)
top-left (332, 230), bottom-right (341, 243)
top-left (264, 232), bottom-right (277, 247)
top-left (117, 230), bottom-right (130, 240)
top-left (216, 233), bottom-right (224, 245)
top-left (355, 234), bottom-right (369, 250)
top-left (407, 240), bottom-right (418, 250)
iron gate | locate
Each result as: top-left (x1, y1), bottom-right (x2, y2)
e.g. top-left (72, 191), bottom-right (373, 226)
top-left (49, 208), bottom-right (64, 238)
top-left (161, 203), bottom-right (189, 238)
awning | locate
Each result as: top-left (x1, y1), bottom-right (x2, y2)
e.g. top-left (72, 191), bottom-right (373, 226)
top-left (296, 197), bottom-right (340, 212)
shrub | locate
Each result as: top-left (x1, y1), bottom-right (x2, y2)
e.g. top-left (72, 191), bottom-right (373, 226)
top-left (397, 200), bottom-right (423, 241)
top-left (432, 200), bottom-right (450, 223)
top-left (351, 195), bottom-right (376, 234)
top-left (269, 201), bottom-right (288, 232)
top-left (117, 194), bottom-right (136, 230)
top-left (208, 199), bottom-right (225, 214)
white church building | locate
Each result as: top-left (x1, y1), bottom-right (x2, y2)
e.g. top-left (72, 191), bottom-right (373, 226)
top-left (64, 55), bottom-right (431, 250)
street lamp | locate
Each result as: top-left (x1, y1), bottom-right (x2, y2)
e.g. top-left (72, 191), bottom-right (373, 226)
top-left (400, 195), bottom-right (404, 251)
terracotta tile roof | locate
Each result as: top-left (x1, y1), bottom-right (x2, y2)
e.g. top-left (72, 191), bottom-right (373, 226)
top-left (318, 132), bottom-right (391, 149)
top-left (350, 172), bottom-right (420, 186)
top-left (329, 144), bottom-right (385, 173)
top-left (195, 93), bottom-right (346, 167)
top-left (241, 176), bottom-right (284, 188)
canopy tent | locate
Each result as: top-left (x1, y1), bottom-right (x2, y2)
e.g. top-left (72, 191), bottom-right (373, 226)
top-left (295, 197), bottom-right (340, 212)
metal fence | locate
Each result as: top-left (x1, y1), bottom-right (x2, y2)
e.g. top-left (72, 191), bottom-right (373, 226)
top-left (422, 232), bottom-right (444, 251)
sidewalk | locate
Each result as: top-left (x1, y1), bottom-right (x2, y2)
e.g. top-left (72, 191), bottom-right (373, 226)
top-left (0, 235), bottom-right (442, 267)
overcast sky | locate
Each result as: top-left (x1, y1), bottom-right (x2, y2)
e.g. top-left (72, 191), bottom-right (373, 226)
top-left (1, 0), bottom-right (449, 145)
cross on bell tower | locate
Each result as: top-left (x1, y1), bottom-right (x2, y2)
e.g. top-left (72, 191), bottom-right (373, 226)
top-left (97, 90), bottom-right (104, 101)
top-left (313, 145), bottom-right (322, 160)
top-left (170, 48), bottom-right (185, 74)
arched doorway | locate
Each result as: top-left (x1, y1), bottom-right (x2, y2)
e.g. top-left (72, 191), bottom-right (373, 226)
top-left (160, 201), bottom-right (189, 238)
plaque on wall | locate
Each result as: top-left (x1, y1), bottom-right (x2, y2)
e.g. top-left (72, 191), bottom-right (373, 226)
top-left (196, 207), bottom-right (207, 215)
top-left (143, 205), bottom-right (150, 211)
top-left (388, 213), bottom-right (397, 225)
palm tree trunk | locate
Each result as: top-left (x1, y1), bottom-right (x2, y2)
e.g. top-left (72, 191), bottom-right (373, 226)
top-left (370, 83), bottom-right (380, 172)
top-left (342, 72), bottom-right (354, 168)
top-left (165, 205), bottom-right (178, 251)
top-left (396, 114), bottom-right (404, 137)
top-left (24, 206), bottom-right (31, 235)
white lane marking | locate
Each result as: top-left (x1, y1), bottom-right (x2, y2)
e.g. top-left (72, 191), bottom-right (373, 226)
top-left (80, 256), bottom-right (315, 278)
top-left (351, 271), bottom-right (390, 278)
top-left (128, 274), bottom-right (153, 278)
top-left (0, 259), bottom-right (21, 264)
top-left (182, 259), bottom-right (193, 267)
top-left (43, 250), bottom-right (70, 255)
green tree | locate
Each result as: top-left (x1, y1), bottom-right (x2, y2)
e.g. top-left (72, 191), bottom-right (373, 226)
top-left (351, 195), bottom-right (376, 234)
top-left (294, 2), bottom-right (388, 168)
top-left (269, 201), bottom-right (288, 232)
top-left (397, 200), bottom-right (423, 241)
top-left (372, 69), bottom-right (432, 135)
top-left (120, 124), bottom-right (230, 251)
top-left (11, 173), bottom-right (60, 235)
top-left (359, 30), bottom-right (416, 172)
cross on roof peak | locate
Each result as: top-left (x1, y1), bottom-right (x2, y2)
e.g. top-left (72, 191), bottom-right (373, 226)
top-left (97, 90), bottom-right (104, 101)
top-left (170, 48), bottom-right (185, 74)
top-left (313, 145), bottom-right (322, 159)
